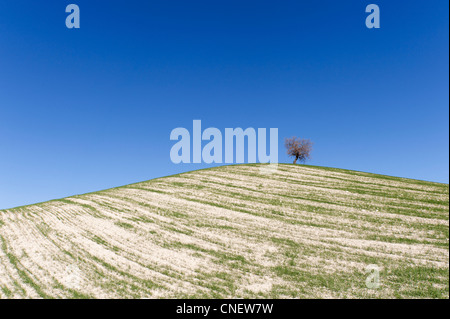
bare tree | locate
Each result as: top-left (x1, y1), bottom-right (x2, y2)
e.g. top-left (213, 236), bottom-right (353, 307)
top-left (284, 137), bottom-right (313, 164)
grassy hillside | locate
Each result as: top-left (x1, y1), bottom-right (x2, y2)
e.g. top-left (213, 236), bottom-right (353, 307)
top-left (0, 164), bottom-right (448, 299)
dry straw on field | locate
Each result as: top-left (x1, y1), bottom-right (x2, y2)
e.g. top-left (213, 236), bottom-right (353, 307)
top-left (0, 164), bottom-right (448, 298)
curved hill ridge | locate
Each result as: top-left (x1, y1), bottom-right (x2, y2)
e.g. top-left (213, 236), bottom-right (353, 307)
top-left (0, 164), bottom-right (448, 298)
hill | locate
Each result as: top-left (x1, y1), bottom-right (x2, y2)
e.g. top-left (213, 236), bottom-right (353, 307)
top-left (0, 164), bottom-right (448, 298)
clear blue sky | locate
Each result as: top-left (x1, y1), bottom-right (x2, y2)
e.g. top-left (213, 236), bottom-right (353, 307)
top-left (0, 1), bottom-right (448, 209)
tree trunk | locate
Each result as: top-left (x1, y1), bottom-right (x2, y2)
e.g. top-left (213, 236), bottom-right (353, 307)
top-left (293, 157), bottom-right (298, 164)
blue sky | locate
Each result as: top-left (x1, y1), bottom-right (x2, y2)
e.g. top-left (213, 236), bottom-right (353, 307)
top-left (0, 0), bottom-right (448, 209)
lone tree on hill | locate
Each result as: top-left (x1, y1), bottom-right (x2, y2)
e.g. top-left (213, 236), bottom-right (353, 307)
top-left (285, 137), bottom-right (313, 164)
